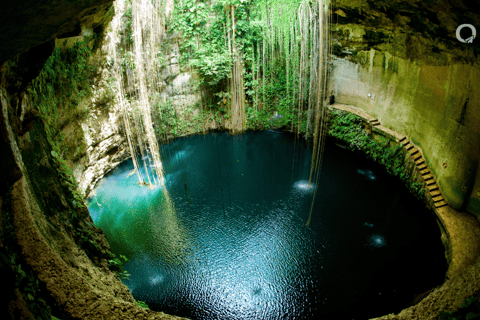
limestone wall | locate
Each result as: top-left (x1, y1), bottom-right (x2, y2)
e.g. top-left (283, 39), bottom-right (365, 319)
top-left (329, 50), bottom-right (480, 215)
top-left (329, 0), bottom-right (480, 215)
top-left (64, 25), bottom-right (207, 197)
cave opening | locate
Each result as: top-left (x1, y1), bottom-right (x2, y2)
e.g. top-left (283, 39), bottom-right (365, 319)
top-left (2, 0), bottom-right (480, 319)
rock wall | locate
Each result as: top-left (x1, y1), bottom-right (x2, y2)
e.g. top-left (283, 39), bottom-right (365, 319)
top-left (0, 1), bottom-right (181, 318)
top-left (0, 0), bottom-right (113, 65)
top-left (65, 24), bottom-right (207, 197)
top-left (74, 101), bottom-right (129, 198)
top-left (330, 0), bottom-right (480, 216)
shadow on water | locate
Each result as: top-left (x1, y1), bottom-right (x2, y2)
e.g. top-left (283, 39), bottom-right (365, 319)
top-left (88, 131), bottom-right (447, 320)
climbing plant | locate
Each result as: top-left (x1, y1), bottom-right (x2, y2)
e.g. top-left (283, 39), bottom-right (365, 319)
top-left (108, 253), bottom-right (131, 280)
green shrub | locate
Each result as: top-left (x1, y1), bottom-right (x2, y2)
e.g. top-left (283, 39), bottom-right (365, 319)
top-left (136, 300), bottom-right (150, 309)
top-left (108, 254), bottom-right (131, 280)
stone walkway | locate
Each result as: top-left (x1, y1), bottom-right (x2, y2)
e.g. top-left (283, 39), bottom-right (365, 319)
top-left (436, 206), bottom-right (480, 279)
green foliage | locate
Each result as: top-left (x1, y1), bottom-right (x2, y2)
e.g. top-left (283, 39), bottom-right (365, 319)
top-left (154, 98), bottom-right (207, 137)
top-left (50, 151), bottom-right (77, 187)
top-left (136, 300), bottom-right (150, 309)
top-left (108, 254), bottom-right (131, 280)
top-left (328, 112), bottom-right (367, 150)
top-left (73, 224), bottom-right (107, 262)
top-left (328, 110), bottom-right (426, 200)
top-left (172, 0), bottom-right (232, 88)
top-left (13, 263), bottom-right (51, 319)
top-left (189, 47), bottom-right (232, 87)
top-left (440, 293), bottom-right (480, 320)
top-left (122, 51), bottom-right (136, 74)
top-left (154, 99), bottom-right (179, 136)
top-left (28, 41), bottom-right (95, 160)
top-left (124, 0), bottom-right (134, 47)
top-left (164, 0), bottom-right (331, 133)
top-left (172, 0), bottom-right (261, 98)
top-left (245, 105), bottom-right (270, 129)
top-left (50, 149), bottom-right (86, 211)
top-left (167, 0), bottom-right (322, 132)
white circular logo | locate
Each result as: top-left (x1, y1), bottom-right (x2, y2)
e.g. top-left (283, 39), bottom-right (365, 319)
top-left (456, 24), bottom-right (476, 43)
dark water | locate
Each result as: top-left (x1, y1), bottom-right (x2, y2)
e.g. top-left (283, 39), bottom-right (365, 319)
top-left (88, 131), bottom-right (446, 320)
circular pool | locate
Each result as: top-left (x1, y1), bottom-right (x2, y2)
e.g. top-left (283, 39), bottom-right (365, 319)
top-left (88, 131), bottom-right (446, 319)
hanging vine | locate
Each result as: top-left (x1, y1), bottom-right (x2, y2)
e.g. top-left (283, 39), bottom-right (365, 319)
top-left (109, 0), bottom-right (332, 226)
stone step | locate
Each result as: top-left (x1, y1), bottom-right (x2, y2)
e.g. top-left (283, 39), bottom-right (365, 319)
top-left (412, 153), bottom-right (422, 161)
top-left (370, 121), bottom-right (381, 126)
top-left (402, 139), bottom-right (410, 146)
top-left (423, 174), bottom-right (434, 181)
top-left (404, 143), bottom-right (414, 150)
top-left (409, 148), bottom-right (419, 156)
top-left (420, 169), bottom-right (430, 175)
top-left (430, 190), bottom-right (442, 197)
top-left (415, 158), bottom-right (425, 166)
top-left (427, 184), bottom-right (439, 191)
top-left (425, 178), bottom-right (436, 186)
top-left (434, 200), bottom-right (448, 208)
top-left (432, 195), bottom-right (444, 202)
top-left (417, 163), bottom-right (428, 170)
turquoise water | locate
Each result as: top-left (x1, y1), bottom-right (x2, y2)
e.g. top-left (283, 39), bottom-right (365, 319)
top-left (88, 131), bottom-right (446, 319)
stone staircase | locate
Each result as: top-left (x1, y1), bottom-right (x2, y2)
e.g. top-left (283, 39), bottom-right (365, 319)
top-left (399, 136), bottom-right (448, 208)
top-left (368, 118), bottom-right (381, 127)
top-left (330, 103), bottom-right (448, 209)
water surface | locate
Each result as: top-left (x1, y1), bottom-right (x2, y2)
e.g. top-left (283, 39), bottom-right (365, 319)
top-left (88, 131), bottom-right (446, 319)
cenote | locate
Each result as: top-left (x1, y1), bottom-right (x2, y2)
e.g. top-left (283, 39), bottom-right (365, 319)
top-left (88, 131), bottom-right (446, 320)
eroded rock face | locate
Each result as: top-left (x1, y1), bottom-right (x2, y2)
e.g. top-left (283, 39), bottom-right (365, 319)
top-left (0, 0), bottom-right (113, 65)
top-left (167, 72), bottom-right (202, 109)
top-left (75, 106), bottom-right (128, 197)
top-left (0, 1), bottom-right (178, 319)
top-left (69, 25), bottom-right (205, 197)
top-left (332, 0), bottom-right (480, 66)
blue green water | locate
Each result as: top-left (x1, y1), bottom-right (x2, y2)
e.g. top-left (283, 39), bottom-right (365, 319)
top-left (88, 131), bottom-right (446, 319)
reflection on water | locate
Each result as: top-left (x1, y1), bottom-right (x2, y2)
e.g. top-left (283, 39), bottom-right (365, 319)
top-left (357, 169), bottom-right (377, 180)
top-left (89, 131), bottom-right (446, 320)
top-left (369, 234), bottom-right (387, 248)
top-left (294, 180), bottom-right (316, 192)
top-left (150, 274), bottom-right (164, 285)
